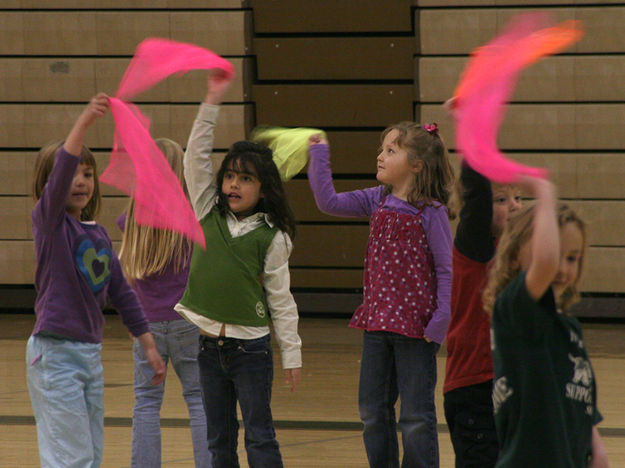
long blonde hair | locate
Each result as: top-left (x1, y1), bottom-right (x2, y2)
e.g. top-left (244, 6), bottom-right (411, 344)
top-left (483, 203), bottom-right (586, 314)
top-left (33, 140), bottom-right (101, 221)
top-left (118, 138), bottom-right (191, 283)
top-left (381, 122), bottom-right (456, 218)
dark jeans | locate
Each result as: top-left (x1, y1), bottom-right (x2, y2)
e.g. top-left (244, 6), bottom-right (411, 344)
top-left (359, 331), bottom-right (440, 468)
top-left (444, 380), bottom-right (499, 468)
top-left (197, 334), bottom-right (282, 468)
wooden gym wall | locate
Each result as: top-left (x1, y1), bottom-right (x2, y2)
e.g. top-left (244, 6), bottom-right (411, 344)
top-left (1, 1), bottom-right (624, 316)
top-left (416, 0), bottom-right (625, 316)
top-left (250, 0), bottom-right (416, 313)
top-left (250, 0), bottom-right (625, 316)
top-left (0, 1), bottom-right (253, 307)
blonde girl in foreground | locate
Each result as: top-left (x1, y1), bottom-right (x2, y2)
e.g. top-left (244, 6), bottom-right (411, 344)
top-left (484, 176), bottom-right (608, 468)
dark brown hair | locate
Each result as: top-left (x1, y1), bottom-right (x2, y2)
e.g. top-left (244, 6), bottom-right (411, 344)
top-left (216, 141), bottom-right (296, 239)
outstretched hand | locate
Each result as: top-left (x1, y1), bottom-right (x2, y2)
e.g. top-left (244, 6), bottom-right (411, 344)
top-left (78, 93), bottom-right (110, 130)
top-left (442, 96), bottom-right (458, 119)
top-left (516, 175), bottom-right (555, 200)
top-left (308, 134), bottom-right (328, 146)
top-left (64, 93), bottom-right (110, 156)
top-left (204, 70), bottom-right (234, 105)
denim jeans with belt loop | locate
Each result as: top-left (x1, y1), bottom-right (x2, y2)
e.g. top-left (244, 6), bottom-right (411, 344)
top-left (131, 319), bottom-right (209, 468)
top-left (358, 331), bottom-right (440, 468)
top-left (197, 333), bottom-right (283, 468)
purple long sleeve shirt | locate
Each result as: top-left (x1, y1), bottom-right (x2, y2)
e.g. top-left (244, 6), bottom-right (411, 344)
top-left (117, 213), bottom-right (191, 322)
top-left (308, 143), bottom-right (452, 344)
top-left (31, 147), bottom-right (149, 343)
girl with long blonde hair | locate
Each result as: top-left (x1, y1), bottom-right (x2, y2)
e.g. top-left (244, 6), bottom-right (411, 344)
top-left (117, 138), bottom-right (208, 468)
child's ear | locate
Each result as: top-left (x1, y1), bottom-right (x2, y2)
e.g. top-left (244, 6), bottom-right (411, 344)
top-left (411, 159), bottom-right (424, 174)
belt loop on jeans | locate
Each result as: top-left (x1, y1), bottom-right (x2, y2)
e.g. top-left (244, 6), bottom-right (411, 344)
top-left (200, 334), bottom-right (227, 347)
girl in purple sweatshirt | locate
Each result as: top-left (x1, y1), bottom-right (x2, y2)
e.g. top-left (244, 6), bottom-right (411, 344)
top-left (307, 123), bottom-right (454, 468)
top-left (27, 93), bottom-right (165, 468)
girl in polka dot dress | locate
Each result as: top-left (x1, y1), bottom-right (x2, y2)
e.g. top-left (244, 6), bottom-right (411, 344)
top-left (308, 122), bottom-right (454, 468)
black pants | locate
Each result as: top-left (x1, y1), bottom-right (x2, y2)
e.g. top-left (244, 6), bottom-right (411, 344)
top-left (444, 380), bottom-right (499, 468)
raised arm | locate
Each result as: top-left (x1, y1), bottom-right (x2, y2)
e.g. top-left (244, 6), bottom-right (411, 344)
top-left (184, 72), bottom-right (233, 220)
top-left (454, 162), bottom-right (496, 262)
top-left (33, 94), bottom-right (109, 230)
top-left (522, 177), bottom-right (559, 301)
top-left (308, 136), bottom-right (381, 217)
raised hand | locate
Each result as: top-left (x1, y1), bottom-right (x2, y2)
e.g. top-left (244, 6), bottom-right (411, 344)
top-left (308, 134), bottom-right (328, 146)
top-left (204, 70), bottom-right (234, 105)
top-left (64, 93), bottom-right (110, 156)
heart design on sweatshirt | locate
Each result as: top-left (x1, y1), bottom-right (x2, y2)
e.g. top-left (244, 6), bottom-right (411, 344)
top-left (75, 237), bottom-right (111, 293)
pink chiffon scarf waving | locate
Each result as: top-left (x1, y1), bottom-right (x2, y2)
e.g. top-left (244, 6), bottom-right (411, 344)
top-left (453, 13), bottom-right (583, 184)
top-left (100, 38), bottom-right (235, 248)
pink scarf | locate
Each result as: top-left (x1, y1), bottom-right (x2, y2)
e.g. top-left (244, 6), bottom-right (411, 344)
top-left (100, 38), bottom-right (235, 248)
top-left (453, 13), bottom-right (583, 184)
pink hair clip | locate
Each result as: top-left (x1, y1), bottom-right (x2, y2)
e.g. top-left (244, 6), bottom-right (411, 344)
top-left (423, 123), bottom-right (439, 135)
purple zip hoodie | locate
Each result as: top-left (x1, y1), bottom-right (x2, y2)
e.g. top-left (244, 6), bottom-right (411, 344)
top-left (31, 147), bottom-right (148, 343)
top-left (308, 143), bottom-right (452, 344)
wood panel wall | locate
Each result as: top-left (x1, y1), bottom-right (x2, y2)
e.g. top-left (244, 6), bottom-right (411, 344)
top-left (417, 1), bottom-right (625, 296)
top-left (249, 1), bottom-right (625, 309)
top-left (2, 1), bottom-right (624, 315)
top-left (0, 1), bottom-right (252, 289)
top-left (250, 0), bottom-right (415, 292)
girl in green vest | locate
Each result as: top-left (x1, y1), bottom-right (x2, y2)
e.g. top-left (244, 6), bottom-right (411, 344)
top-left (174, 72), bottom-right (302, 468)
top-left (483, 176), bottom-right (607, 468)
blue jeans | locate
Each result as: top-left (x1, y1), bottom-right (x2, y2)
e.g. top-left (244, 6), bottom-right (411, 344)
top-left (132, 319), bottom-right (209, 468)
top-left (359, 331), bottom-right (440, 468)
top-left (26, 335), bottom-right (104, 468)
top-left (197, 334), bottom-right (282, 468)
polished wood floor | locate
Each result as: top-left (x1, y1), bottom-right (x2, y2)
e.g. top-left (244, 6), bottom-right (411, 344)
top-left (0, 314), bottom-right (623, 467)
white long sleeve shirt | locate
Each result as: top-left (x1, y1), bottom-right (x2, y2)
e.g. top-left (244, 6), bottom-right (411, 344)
top-left (174, 103), bottom-right (302, 369)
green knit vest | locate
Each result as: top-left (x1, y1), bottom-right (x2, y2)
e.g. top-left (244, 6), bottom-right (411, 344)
top-left (179, 210), bottom-right (278, 326)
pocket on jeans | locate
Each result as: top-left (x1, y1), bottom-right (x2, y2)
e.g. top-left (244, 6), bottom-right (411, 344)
top-left (456, 409), bottom-right (497, 443)
top-left (199, 337), bottom-right (218, 352)
top-left (237, 338), bottom-right (270, 355)
top-left (27, 336), bottom-right (45, 367)
top-left (30, 352), bottom-right (43, 366)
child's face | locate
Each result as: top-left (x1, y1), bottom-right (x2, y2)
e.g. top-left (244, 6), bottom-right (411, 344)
top-left (517, 222), bottom-right (584, 301)
top-left (221, 164), bottom-right (263, 219)
top-left (65, 162), bottom-right (95, 220)
top-left (492, 184), bottom-right (522, 237)
top-left (376, 129), bottom-right (420, 197)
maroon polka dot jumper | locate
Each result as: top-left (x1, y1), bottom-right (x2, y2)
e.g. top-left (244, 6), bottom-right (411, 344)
top-left (350, 199), bottom-right (437, 338)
